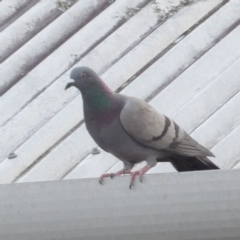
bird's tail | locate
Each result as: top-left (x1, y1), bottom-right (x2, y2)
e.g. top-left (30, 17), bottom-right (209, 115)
top-left (169, 156), bottom-right (219, 172)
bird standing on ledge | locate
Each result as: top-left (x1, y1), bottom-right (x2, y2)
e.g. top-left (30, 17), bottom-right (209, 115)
top-left (65, 66), bottom-right (219, 189)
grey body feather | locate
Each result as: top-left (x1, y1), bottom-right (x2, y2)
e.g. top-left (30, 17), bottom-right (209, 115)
top-left (84, 94), bottom-right (167, 164)
top-left (120, 96), bottom-right (214, 157)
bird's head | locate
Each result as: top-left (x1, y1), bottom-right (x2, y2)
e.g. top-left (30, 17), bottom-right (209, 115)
top-left (65, 66), bottom-right (100, 92)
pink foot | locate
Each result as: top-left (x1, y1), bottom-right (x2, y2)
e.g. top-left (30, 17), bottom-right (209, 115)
top-left (129, 165), bottom-right (152, 189)
top-left (129, 171), bottom-right (140, 189)
top-left (99, 170), bottom-right (131, 185)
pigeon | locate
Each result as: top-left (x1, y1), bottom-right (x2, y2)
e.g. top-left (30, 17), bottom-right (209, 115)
top-left (65, 66), bottom-right (219, 188)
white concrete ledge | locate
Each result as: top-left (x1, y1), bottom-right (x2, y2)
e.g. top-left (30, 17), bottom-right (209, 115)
top-left (0, 169), bottom-right (240, 240)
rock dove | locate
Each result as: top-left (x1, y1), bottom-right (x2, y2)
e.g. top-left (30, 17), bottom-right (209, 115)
top-left (65, 66), bottom-right (219, 188)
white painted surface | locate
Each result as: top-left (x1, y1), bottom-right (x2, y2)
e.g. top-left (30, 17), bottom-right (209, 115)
top-left (0, 0), bottom-right (154, 163)
top-left (0, 0), bottom-right (109, 95)
top-left (0, 0), bottom-right (240, 184)
top-left (192, 91), bottom-right (240, 150)
top-left (0, 99), bottom-right (83, 183)
top-left (107, 0), bottom-right (225, 95)
top-left (18, 125), bottom-right (96, 182)
top-left (0, 0), bottom-right (61, 62)
top-left (0, 0), bottom-right (149, 127)
top-left (0, 0), bottom-right (38, 30)
top-left (212, 124), bottom-right (240, 169)
top-left (123, 0), bottom-right (240, 101)
top-left (172, 58), bottom-right (240, 133)
top-left (64, 151), bottom-right (118, 180)
top-left (150, 24), bottom-right (240, 116)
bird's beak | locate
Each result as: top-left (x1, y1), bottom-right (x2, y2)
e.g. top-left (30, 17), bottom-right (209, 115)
top-left (65, 82), bottom-right (75, 90)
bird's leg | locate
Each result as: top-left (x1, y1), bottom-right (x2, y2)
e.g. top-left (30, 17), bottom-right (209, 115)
top-left (99, 161), bottom-right (134, 185)
top-left (99, 170), bottom-right (130, 184)
top-left (129, 166), bottom-right (150, 189)
top-left (129, 159), bottom-right (157, 189)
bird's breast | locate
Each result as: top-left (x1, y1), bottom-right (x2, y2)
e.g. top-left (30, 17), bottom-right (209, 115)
top-left (85, 116), bottom-right (120, 151)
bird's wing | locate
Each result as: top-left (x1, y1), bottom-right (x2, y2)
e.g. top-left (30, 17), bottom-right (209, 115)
top-left (120, 97), bottom-right (214, 157)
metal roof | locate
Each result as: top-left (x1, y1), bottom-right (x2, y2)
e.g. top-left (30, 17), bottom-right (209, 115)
top-left (0, 0), bottom-right (240, 184)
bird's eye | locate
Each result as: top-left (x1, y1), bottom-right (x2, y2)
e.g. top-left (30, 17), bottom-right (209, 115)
top-left (81, 72), bottom-right (87, 78)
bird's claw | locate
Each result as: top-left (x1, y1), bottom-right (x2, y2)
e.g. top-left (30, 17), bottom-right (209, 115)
top-left (110, 173), bottom-right (115, 179)
top-left (98, 172), bottom-right (120, 185)
top-left (99, 169), bottom-right (144, 189)
top-left (139, 173), bottom-right (144, 183)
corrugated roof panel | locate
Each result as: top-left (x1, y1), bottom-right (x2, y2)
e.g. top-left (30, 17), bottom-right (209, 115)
top-left (0, 0), bottom-right (152, 161)
top-left (123, 0), bottom-right (240, 101)
top-left (0, 0), bottom-right (39, 31)
top-left (212, 124), bottom-right (240, 168)
top-left (150, 25), bottom-right (240, 116)
top-left (0, 0), bottom-right (110, 95)
top-left (0, 0), bottom-right (147, 127)
top-left (0, 0), bottom-right (62, 63)
top-left (0, 0), bottom-right (240, 184)
top-left (192, 90), bottom-right (240, 149)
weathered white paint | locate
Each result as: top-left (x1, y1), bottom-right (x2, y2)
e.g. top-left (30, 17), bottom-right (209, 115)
top-left (64, 151), bottom-right (118, 180)
top-left (211, 124), bottom-right (240, 169)
top-left (172, 58), bottom-right (240, 133)
top-left (150, 24), bottom-right (240, 116)
top-left (0, 0), bottom-right (38, 30)
top-left (0, 0), bottom-right (149, 128)
top-left (79, 2), bottom-right (159, 73)
top-left (192, 90), bottom-right (240, 152)
top-left (123, 0), bottom-right (240, 100)
top-left (17, 125), bottom-right (96, 182)
top-left (0, 0), bottom-right (61, 62)
top-left (0, 98), bottom-right (82, 183)
top-left (105, 0), bottom-right (225, 93)
top-left (0, 0), bottom-right (154, 163)
top-left (0, 0), bottom-right (109, 95)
